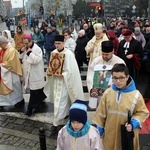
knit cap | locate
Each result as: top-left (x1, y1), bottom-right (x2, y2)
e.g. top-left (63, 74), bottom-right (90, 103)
top-left (69, 100), bottom-right (87, 125)
top-left (47, 26), bottom-right (52, 29)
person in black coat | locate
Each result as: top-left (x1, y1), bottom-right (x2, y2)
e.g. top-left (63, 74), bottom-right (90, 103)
top-left (83, 23), bottom-right (94, 40)
top-left (40, 21), bottom-right (48, 37)
top-left (44, 26), bottom-right (55, 64)
top-left (117, 29), bottom-right (143, 82)
top-left (75, 29), bottom-right (89, 71)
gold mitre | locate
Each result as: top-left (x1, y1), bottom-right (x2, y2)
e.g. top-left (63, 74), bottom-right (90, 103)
top-left (94, 23), bottom-right (103, 33)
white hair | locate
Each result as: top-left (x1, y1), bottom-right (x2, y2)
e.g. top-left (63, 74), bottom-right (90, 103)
top-left (0, 36), bottom-right (9, 43)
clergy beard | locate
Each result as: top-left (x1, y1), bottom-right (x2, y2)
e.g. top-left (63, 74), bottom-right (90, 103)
top-left (103, 55), bottom-right (113, 62)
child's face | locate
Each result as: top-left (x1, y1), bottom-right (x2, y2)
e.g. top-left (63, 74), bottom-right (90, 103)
top-left (71, 121), bottom-right (84, 131)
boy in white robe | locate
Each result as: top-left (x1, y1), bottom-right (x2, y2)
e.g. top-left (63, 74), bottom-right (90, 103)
top-left (57, 99), bottom-right (104, 150)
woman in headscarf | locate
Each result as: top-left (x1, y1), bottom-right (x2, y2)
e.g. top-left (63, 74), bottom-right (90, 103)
top-left (2, 30), bottom-right (15, 47)
top-left (107, 30), bottom-right (119, 55)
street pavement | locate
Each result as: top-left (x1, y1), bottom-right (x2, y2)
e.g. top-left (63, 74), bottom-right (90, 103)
top-left (0, 22), bottom-right (57, 150)
top-left (0, 21), bottom-right (150, 150)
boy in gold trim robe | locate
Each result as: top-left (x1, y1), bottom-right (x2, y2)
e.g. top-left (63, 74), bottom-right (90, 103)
top-left (93, 64), bottom-right (149, 150)
top-left (0, 36), bottom-right (23, 107)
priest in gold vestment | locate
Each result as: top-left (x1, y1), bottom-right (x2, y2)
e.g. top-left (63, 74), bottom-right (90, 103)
top-left (0, 36), bottom-right (24, 108)
top-left (85, 23), bottom-right (108, 65)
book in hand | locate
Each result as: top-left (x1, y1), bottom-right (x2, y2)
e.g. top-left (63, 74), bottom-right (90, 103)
top-left (47, 53), bottom-right (65, 76)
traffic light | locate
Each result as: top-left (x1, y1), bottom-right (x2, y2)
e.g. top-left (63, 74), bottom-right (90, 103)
top-left (96, 6), bottom-right (102, 17)
top-left (96, 6), bottom-right (101, 11)
top-left (18, 9), bottom-right (22, 15)
top-left (39, 6), bottom-right (44, 15)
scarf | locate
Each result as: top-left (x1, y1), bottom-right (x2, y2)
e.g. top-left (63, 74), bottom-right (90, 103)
top-left (66, 121), bottom-right (90, 138)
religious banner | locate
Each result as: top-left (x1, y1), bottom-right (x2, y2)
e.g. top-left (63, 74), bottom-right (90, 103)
top-left (89, 64), bottom-right (113, 109)
top-left (93, 70), bottom-right (111, 90)
top-left (47, 53), bottom-right (65, 76)
top-left (93, 64), bottom-right (113, 90)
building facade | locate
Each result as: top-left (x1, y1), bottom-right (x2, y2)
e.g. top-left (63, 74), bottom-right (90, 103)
top-left (24, 0), bottom-right (135, 19)
top-left (0, 0), bottom-right (7, 18)
top-left (3, 0), bottom-right (12, 17)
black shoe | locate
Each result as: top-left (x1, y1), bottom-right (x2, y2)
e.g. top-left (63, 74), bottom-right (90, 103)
top-left (32, 108), bottom-right (40, 114)
top-left (0, 106), bottom-right (4, 110)
top-left (14, 99), bottom-right (25, 107)
top-left (24, 109), bottom-right (32, 116)
top-left (50, 125), bottom-right (58, 133)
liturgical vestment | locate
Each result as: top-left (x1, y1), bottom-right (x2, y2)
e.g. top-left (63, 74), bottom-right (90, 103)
top-left (0, 43), bottom-right (23, 106)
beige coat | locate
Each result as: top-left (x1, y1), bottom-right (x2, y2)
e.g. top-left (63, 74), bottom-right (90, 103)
top-left (14, 32), bottom-right (25, 51)
top-left (93, 86), bottom-right (149, 150)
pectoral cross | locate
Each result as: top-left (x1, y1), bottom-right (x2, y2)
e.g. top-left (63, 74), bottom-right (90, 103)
top-left (102, 65), bottom-right (106, 69)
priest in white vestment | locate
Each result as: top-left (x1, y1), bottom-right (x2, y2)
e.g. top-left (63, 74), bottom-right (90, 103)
top-left (0, 36), bottom-right (24, 108)
top-left (44, 35), bottom-right (84, 133)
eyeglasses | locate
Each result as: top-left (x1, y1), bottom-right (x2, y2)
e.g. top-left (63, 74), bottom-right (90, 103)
top-left (64, 34), bottom-right (69, 36)
top-left (112, 76), bottom-right (127, 82)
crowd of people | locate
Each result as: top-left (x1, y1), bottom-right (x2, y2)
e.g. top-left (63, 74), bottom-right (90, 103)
top-left (0, 16), bottom-right (150, 150)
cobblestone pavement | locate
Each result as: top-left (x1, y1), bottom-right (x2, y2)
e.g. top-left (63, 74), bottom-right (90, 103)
top-left (0, 115), bottom-right (58, 150)
top-left (0, 114), bottom-right (150, 150)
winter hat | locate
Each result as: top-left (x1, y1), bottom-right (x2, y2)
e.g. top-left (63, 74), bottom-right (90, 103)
top-left (69, 100), bottom-right (87, 125)
top-left (102, 41), bottom-right (114, 53)
top-left (47, 26), bottom-right (52, 29)
top-left (78, 29), bottom-right (85, 35)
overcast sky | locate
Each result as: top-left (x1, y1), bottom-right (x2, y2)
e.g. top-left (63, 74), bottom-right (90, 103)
top-left (11, 0), bottom-right (25, 8)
